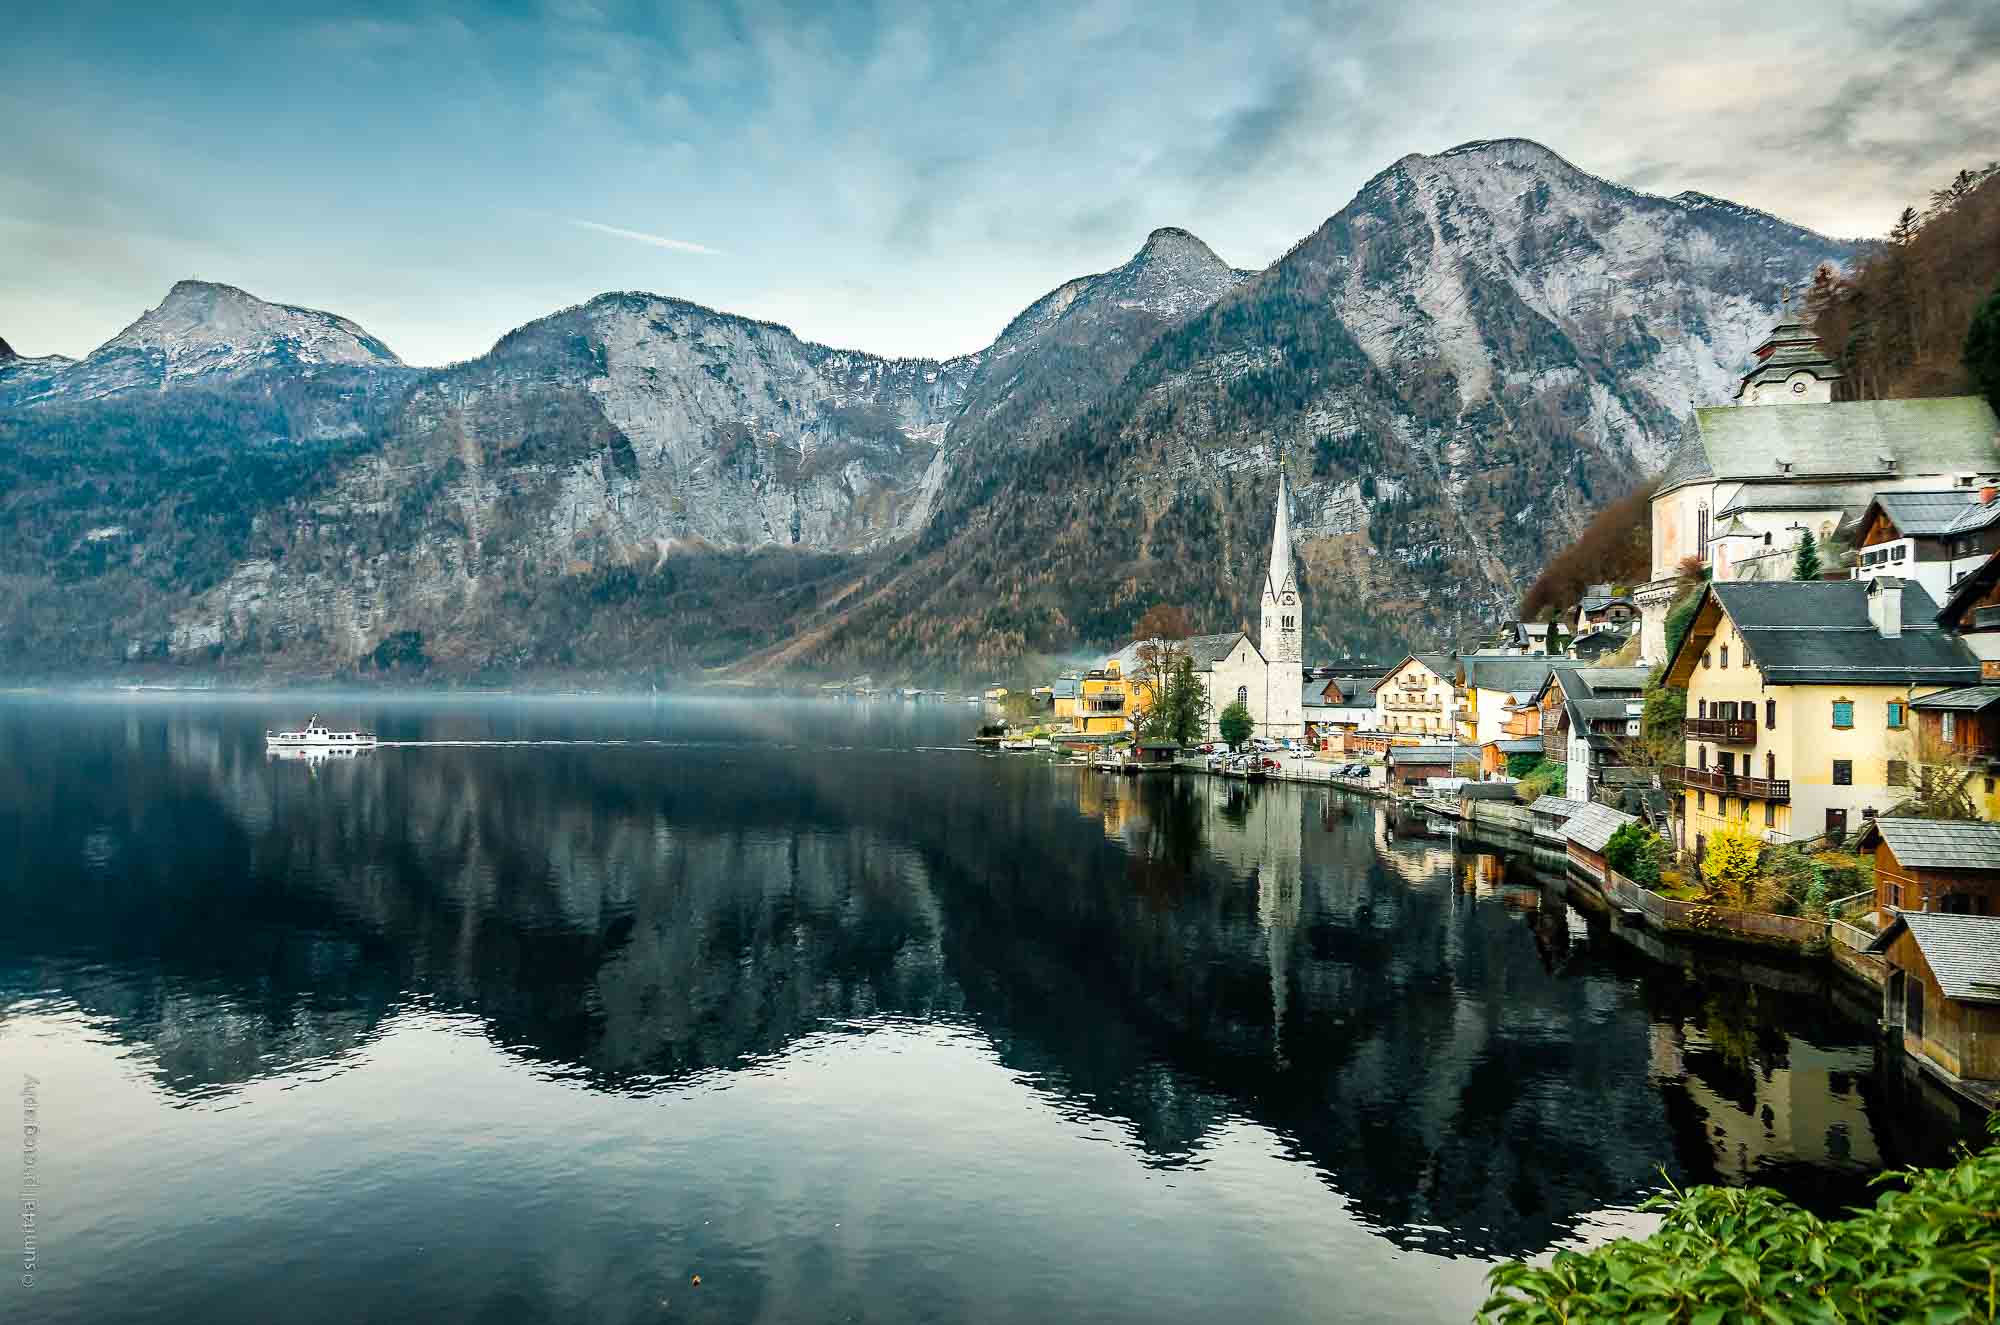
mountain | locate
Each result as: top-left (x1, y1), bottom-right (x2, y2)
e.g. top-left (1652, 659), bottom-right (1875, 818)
top-left (10, 279), bottom-right (404, 406)
top-left (0, 335), bottom-right (13, 361)
top-left (770, 139), bottom-right (1858, 674)
top-left (0, 139), bottom-right (1857, 681)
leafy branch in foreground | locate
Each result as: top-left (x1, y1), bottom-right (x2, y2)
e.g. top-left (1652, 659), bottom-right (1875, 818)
top-left (1478, 1111), bottom-right (2000, 1324)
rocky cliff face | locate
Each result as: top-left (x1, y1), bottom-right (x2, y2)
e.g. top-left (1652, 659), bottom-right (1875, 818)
top-left (0, 139), bottom-right (1856, 679)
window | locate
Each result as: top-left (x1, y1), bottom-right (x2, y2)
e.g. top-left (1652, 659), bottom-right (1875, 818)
top-left (1766, 699), bottom-right (1777, 730)
top-left (1943, 712), bottom-right (1957, 743)
top-left (1237, 685), bottom-right (1248, 703)
top-left (1886, 701), bottom-right (1905, 730)
top-left (1832, 700), bottom-right (1854, 729)
top-left (1281, 615), bottom-right (1295, 630)
top-left (1699, 746), bottom-right (1709, 770)
top-left (1888, 759), bottom-right (1910, 786)
top-left (1832, 759), bottom-right (1852, 786)
top-left (1697, 791), bottom-right (1706, 812)
top-left (1721, 646), bottom-right (1729, 668)
top-left (1766, 752), bottom-right (1776, 781)
top-left (1702, 651), bottom-right (1711, 669)
top-left (1699, 699), bottom-right (1708, 718)
top-left (1906, 978), bottom-right (1925, 1040)
top-left (1764, 801), bottom-right (1776, 827)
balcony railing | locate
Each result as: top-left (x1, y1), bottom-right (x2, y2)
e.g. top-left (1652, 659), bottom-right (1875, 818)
top-left (1666, 766), bottom-right (1791, 802)
top-left (1685, 717), bottom-right (1758, 744)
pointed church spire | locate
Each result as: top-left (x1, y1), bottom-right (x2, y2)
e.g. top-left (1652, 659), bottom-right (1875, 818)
top-left (1266, 462), bottom-right (1295, 601)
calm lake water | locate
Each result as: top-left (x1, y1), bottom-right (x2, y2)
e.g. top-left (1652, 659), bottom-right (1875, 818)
top-left (0, 696), bottom-right (1982, 1323)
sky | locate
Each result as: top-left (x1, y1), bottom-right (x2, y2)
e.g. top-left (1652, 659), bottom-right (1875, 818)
top-left (4, 0), bottom-right (1997, 367)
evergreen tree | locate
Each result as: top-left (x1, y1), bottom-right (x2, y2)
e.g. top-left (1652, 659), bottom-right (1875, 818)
top-left (1966, 283), bottom-right (2000, 414)
top-left (1792, 529), bottom-right (1822, 581)
top-left (1218, 700), bottom-right (1254, 749)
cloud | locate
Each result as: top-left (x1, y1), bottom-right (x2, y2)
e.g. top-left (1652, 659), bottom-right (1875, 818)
top-left (568, 219), bottom-right (723, 256)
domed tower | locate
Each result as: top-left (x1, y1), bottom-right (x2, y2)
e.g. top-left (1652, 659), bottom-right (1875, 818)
top-left (1260, 466), bottom-right (1304, 737)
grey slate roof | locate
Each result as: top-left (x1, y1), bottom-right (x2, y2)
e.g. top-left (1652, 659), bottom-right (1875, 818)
top-left (1388, 744), bottom-right (1464, 764)
top-left (1867, 490), bottom-right (1984, 537)
top-left (1566, 666), bottom-right (1652, 697)
top-left (1462, 656), bottom-right (1563, 694)
top-left (1563, 802), bottom-right (1637, 853)
top-left (1659, 397), bottom-right (2000, 495)
top-left (1111, 632), bottom-right (1248, 675)
top-left (1910, 684), bottom-right (2000, 713)
top-left (1489, 738), bottom-right (1543, 753)
top-left (1867, 911), bottom-right (2000, 1004)
top-left (1718, 481), bottom-right (1881, 519)
top-left (1854, 816), bottom-right (2000, 871)
top-left (1051, 676), bottom-right (1079, 699)
top-left (1528, 795), bottom-right (1585, 819)
top-left (1569, 695), bottom-right (1639, 725)
top-left (1711, 581), bottom-right (1980, 685)
top-left (1324, 674), bottom-right (1388, 703)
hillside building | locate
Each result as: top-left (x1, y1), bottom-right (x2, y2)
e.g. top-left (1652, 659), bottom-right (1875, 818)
top-left (1664, 578), bottom-right (1979, 851)
top-left (1634, 311), bottom-right (2000, 664)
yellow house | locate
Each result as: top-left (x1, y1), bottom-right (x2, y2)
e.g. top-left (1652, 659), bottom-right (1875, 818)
top-left (1373, 652), bottom-right (1459, 737)
top-left (1076, 664), bottom-right (1131, 735)
top-left (1665, 577), bottom-right (1979, 851)
top-left (1051, 675), bottom-right (1081, 725)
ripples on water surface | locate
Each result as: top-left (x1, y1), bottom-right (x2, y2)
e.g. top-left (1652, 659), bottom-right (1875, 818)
top-left (0, 696), bottom-right (1982, 1323)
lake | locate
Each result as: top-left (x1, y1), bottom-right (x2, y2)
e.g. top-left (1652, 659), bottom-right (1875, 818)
top-left (0, 696), bottom-right (1981, 1323)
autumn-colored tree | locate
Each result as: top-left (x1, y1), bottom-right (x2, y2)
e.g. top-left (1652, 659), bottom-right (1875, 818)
top-left (1700, 820), bottom-right (1763, 908)
top-left (1519, 482), bottom-right (1658, 621)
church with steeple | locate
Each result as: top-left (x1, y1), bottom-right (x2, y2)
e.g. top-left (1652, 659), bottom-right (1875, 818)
top-left (1104, 466), bottom-right (1306, 742)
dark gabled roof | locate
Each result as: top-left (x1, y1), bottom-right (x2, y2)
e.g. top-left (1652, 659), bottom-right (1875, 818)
top-left (1112, 632), bottom-right (1250, 675)
top-left (1938, 548), bottom-right (2000, 629)
top-left (1323, 673), bottom-right (1388, 703)
top-left (1700, 580), bottom-right (1980, 686)
top-left (1866, 910), bottom-right (2000, 1004)
top-left (1462, 656), bottom-right (1562, 694)
top-left (1375, 652), bottom-right (1457, 691)
top-left (1388, 743), bottom-right (1464, 764)
top-left (1658, 397), bottom-right (2000, 497)
top-left (1716, 481), bottom-right (1867, 519)
top-left (1528, 795), bottom-right (1585, 818)
top-left (1569, 694), bottom-right (1639, 725)
top-left (1910, 684), bottom-right (2000, 713)
top-left (1486, 738), bottom-right (1542, 754)
top-left (1864, 490), bottom-right (1984, 538)
top-left (1562, 802), bottom-right (1637, 853)
top-left (1853, 816), bottom-right (2000, 871)
top-left (1568, 666), bottom-right (1651, 696)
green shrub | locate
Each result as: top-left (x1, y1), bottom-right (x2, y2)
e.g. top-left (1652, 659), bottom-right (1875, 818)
top-left (1480, 1113), bottom-right (2000, 1324)
top-left (1605, 821), bottom-right (1666, 886)
top-left (1518, 760), bottom-right (1566, 801)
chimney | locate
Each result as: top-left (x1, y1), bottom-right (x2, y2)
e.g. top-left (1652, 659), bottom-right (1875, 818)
top-left (1983, 485), bottom-right (1998, 507)
top-left (1868, 576), bottom-right (1903, 638)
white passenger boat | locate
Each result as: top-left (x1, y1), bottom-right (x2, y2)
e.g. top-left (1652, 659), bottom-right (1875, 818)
top-left (265, 715), bottom-right (378, 749)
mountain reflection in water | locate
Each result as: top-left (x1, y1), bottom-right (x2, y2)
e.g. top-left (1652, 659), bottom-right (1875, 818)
top-left (0, 697), bottom-right (1980, 1324)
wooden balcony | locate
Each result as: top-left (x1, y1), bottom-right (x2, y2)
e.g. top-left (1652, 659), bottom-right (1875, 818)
top-left (1685, 717), bottom-right (1758, 744)
top-left (1666, 765), bottom-right (1790, 802)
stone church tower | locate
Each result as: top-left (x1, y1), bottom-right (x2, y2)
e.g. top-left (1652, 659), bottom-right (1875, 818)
top-left (1260, 466), bottom-right (1304, 738)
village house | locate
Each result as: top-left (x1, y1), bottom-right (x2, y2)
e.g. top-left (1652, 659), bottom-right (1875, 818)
top-left (1850, 488), bottom-right (2000, 609)
top-left (1303, 672), bottom-right (1380, 752)
top-left (1936, 544), bottom-right (2000, 662)
top-left (1481, 737), bottom-right (1545, 780)
top-left (1573, 583), bottom-right (1638, 635)
top-left (1665, 578), bottom-right (1980, 853)
top-left (1528, 665), bottom-right (1650, 804)
top-left (1386, 743), bottom-right (1465, 792)
top-left (1865, 910), bottom-right (2000, 1086)
top-left (1459, 655), bottom-right (1571, 746)
top-left (1051, 675), bottom-right (1080, 725)
top-left (1372, 652), bottom-right (1458, 737)
top-left (1493, 621), bottom-right (1555, 655)
top-left (1854, 817), bottom-right (2000, 926)
top-left (1633, 310), bottom-right (2000, 663)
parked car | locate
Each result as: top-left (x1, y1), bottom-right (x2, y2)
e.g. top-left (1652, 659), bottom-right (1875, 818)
top-left (1250, 737), bottom-right (1282, 752)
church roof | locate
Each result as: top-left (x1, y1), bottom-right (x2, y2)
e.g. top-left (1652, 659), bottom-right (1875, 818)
top-left (1659, 397), bottom-right (2000, 495)
top-left (1108, 632), bottom-right (1249, 675)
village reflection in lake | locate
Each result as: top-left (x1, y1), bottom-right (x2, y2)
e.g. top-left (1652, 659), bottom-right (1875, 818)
top-left (0, 697), bottom-right (1981, 1324)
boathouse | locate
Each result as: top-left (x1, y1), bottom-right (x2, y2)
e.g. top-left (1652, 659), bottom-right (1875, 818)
top-left (1853, 817), bottom-right (2000, 927)
top-left (1562, 802), bottom-right (1637, 882)
top-left (1866, 910), bottom-right (2000, 1085)
top-left (1527, 795), bottom-right (1585, 846)
top-left (1386, 743), bottom-right (1461, 791)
